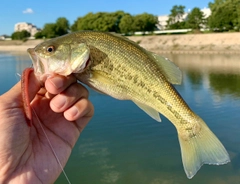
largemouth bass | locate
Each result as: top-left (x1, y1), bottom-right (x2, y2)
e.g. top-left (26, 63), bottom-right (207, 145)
top-left (27, 31), bottom-right (230, 179)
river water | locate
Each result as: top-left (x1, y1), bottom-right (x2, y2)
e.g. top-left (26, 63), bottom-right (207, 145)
top-left (0, 52), bottom-right (239, 184)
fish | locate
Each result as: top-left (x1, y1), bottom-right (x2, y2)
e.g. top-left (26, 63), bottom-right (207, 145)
top-left (27, 31), bottom-right (230, 179)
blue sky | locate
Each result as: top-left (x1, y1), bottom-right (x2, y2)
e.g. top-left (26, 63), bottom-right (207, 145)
top-left (0, 0), bottom-right (212, 36)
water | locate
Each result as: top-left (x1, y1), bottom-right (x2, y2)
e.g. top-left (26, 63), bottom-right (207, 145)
top-left (0, 52), bottom-right (240, 184)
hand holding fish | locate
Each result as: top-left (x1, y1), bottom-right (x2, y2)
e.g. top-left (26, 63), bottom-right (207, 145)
top-left (0, 70), bottom-right (93, 183)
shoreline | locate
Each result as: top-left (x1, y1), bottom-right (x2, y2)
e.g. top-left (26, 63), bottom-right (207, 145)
top-left (0, 32), bottom-right (240, 54)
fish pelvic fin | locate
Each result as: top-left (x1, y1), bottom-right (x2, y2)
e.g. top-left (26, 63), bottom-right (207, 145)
top-left (178, 119), bottom-right (230, 179)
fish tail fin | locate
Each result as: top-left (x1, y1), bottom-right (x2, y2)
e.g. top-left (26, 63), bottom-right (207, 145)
top-left (178, 119), bottom-right (230, 179)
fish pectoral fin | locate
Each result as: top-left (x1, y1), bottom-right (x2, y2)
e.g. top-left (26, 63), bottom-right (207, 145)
top-left (91, 70), bottom-right (113, 85)
top-left (178, 119), bottom-right (230, 179)
top-left (149, 52), bottom-right (182, 85)
top-left (88, 70), bottom-right (115, 95)
top-left (133, 101), bottom-right (161, 122)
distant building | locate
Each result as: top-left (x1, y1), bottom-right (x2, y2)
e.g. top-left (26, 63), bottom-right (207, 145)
top-left (157, 15), bottom-right (168, 30)
top-left (157, 8), bottom-right (211, 30)
top-left (14, 22), bottom-right (41, 37)
top-left (0, 35), bottom-right (11, 40)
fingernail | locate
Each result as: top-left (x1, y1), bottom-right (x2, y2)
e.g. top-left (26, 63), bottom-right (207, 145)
top-left (49, 76), bottom-right (63, 90)
top-left (67, 106), bottom-right (79, 118)
top-left (53, 95), bottom-right (66, 109)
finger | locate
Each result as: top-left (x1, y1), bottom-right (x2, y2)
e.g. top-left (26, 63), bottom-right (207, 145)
top-left (45, 74), bottom-right (77, 95)
top-left (64, 98), bottom-right (94, 132)
top-left (50, 83), bottom-right (89, 113)
top-left (37, 88), bottom-right (47, 96)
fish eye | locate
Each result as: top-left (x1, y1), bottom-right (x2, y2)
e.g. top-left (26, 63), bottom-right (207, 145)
top-left (46, 46), bottom-right (55, 53)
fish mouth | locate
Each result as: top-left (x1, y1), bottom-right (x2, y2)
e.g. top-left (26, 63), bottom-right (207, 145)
top-left (27, 48), bottom-right (53, 81)
top-left (27, 48), bottom-right (45, 75)
top-left (84, 57), bottom-right (91, 69)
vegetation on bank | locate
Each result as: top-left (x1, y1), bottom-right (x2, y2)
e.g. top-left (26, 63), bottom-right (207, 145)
top-left (10, 0), bottom-right (240, 40)
top-left (11, 30), bottom-right (31, 41)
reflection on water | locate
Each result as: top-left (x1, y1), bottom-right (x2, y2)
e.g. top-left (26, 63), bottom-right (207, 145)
top-left (1, 52), bottom-right (240, 184)
top-left (210, 73), bottom-right (240, 97)
top-left (167, 54), bottom-right (240, 74)
top-left (165, 53), bottom-right (240, 99)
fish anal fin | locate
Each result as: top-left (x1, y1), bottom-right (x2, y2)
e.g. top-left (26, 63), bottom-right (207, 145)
top-left (150, 52), bottom-right (182, 85)
top-left (178, 119), bottom-right (230, 179)
top-left (133, 101), bottom-right (161, 122)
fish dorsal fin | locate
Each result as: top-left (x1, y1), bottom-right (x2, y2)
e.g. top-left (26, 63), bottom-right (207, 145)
top-left (133, 101), bottom-right (161, 122)
top-left (150, 52), bottom-right (182, 85)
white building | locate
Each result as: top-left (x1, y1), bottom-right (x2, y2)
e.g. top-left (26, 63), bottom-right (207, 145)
top-left (157, 8), bottom-right (211, 30)
top-left (0, 35), bottom-right (11, 40)
top-left (14, 22), bottom-right (41, 37)
top-left (157, 15), bottom-right (169, 30)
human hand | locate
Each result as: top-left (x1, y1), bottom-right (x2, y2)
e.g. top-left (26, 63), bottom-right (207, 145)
top-left (0, 69), bottom-right (94, 184)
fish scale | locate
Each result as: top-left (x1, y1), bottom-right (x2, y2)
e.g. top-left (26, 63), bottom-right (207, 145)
top-left (27, 30), bottom-right (230, 179)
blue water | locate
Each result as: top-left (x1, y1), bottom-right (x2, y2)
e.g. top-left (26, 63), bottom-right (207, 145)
top-left (0, 52), bottom-right (240, 184)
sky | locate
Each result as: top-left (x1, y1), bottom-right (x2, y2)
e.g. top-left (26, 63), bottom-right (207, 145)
top-left (0, 0), bottom-right (213, 36)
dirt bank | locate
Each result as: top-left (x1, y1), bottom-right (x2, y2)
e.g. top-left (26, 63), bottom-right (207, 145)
top-left (0, 32), bottom-right (240, 54)
top-left (129, 32), bottom-right (240, 54)
top-left (0, 40), bottom-right (43, 53)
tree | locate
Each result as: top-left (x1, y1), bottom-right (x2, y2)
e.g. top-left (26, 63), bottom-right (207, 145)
top-left (187, 7), bottom-right (205, 31)
top-left (71, 11), bottom-right (127, 33)
top-left (34, 31), bottom-right (44, 39)
top-left (167, 5), bottom-right (186, 29)
top-left (11, 30), bottom-right (30, 40)
top-left (71, 18), bottom-right (79, 32)
top-left (132, 13), bottom-right (158, 32)
top-left (71, 11), bottom-right (157, 33)
top-left (119, 14), bottom-right (134, 34)
top-left (109, 11), bottom-right (126, 33)
top-left (55, 17), bottom-right (70, 36)
top-left (208, 0), bottom-right (240, 31)
top-left (40, 17), bottom-right (70, 38)
top-left (41, 23), bottom-right (57, 38)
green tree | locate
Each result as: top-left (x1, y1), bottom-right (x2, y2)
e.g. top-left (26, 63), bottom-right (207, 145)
top-left (11, 30), bottom-right (30, 40)
top-left (132, 13), bottom-right (158, 32)
top-left (71, 11), bottom-right (127, 33)
top-left (55, 17), bottom-right (70, 36)
top-left (41, 23), bottom-right (57, 38)
top-left (71, 17), bottom-right (82, 32)
top-left (40, 17), bottom-right (70, 38)
top-left (71, 11), bottom-right (157, 33)
top-left (208, 0), bottom-right (240, 31)
top-left (187, 7), bottom-right (205, 31)
top-left (167, 5), bottom-right (186, 29)
top-left (119, 14), bottom-right (134, 34)
top-left (92, 12), bottom-right (118, 32)
top-left (34, 31), bottom-right (44, 39)
top-left (72, 12), bottom-right (105, 31)
top-left (109, 11), bottom-right (126, 33)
